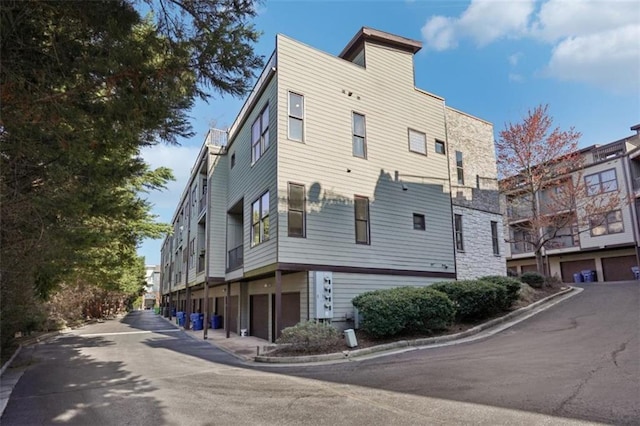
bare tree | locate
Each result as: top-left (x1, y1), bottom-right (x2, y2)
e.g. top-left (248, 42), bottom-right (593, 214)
top-left (497, 105), bottom-right (621, 274)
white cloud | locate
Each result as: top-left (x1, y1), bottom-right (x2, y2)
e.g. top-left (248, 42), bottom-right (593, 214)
top-left (546, 25), bottom-right (640, 93)
top-left (420, 0), bottom-right (640, 92)
top-left (422, 0), bottom-right (534, 50)
top-left (509, 52), bottom-right (523, 66)
top-left (509, 73), bottom-right (525, 82)
top-left (531, 0), bottom-right (640, 42)
top-left (421, 16), bottom-right (457, 51)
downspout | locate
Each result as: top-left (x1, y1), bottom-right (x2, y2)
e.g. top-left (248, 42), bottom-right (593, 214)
top-left (442, 102), bottom-right (458, 280)
top-left (203, 152), bottom-right (213, 339)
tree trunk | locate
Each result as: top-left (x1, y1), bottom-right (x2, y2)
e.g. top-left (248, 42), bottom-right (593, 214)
top-left (535, 249), bottom-right (545, 275)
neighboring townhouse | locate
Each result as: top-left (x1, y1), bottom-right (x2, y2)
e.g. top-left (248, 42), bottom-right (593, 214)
top-left (143, 265), bottom-right (161, 309)
top-left (160, 28), bottom-right (504, 342)
top-left (504, 124), bottom-right (640, 282)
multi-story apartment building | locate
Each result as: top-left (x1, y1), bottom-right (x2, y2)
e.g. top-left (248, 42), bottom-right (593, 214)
top-left (160, 28), bottom-right (505, 342)
top-left (504, 124), bottom-right (640, 282)
top-left (143, 265), bottom-right (161, 309)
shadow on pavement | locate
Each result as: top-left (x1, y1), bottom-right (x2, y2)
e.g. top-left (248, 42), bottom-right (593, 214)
top-left (1, 335), bottom-right (167, 425)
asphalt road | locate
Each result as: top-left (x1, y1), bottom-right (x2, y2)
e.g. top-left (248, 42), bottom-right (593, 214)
top-left (1, 281), bottom-right (638, 425)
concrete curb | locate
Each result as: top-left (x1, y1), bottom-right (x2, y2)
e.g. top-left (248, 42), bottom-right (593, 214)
top-left (0, 330), bottom-right (66, 377)
top-left (254, 286), bottom-right (577, 364)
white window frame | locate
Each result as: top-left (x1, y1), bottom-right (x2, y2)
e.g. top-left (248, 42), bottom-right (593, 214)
top-left (352, 112), bottom-right (367, 159)
top-left (287, 183), bottom-right (306, 237)
top-left (251, 105), bottom-right (269, 164)
top-left (288, 92), bottom-right (304, 142)
top-left (408, 129), bottom-right (427, 155)
top-left (456, 151), bottom-right (464, 185)
top-left (435, 139), bottom-right (446, 155)
top-left (251, 192), bottom-right (270, 247)
top-left (354, 195), bottom-right (370, 244)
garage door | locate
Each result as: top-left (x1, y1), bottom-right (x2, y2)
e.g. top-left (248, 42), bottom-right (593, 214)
top-left (602, 255), bottom-right (637, 281)
top-left (250, 294), bottom-right (269, 340)
top-left (560, 259), bottom-right (596, 283)
top-left (272, 292), bottom-right (300, 341)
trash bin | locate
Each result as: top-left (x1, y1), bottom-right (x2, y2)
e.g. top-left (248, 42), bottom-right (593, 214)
top-left (210, 315), bottom-right (222, 329)
top-left (191, 313), bottom-right (204, 331)
top-left (171, 308), bottom-right (177, 317)
top-left (573, 273), bottom-right (584, 283)
top-left (632, 266), bottom-right (640, 280)
top-left (176, 311), bottom-right (186, 326)
top-left (344, 329), bottom-right (358, 348)
top-left (581, 270), bottom-right (596, 283)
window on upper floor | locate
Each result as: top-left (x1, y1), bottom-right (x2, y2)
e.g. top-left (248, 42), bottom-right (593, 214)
top-left (408, 129), bottom-right (427, 155)
top-left (585, 169), bottom-right (617, 196)
top-left (251, 105), bottom-right (269, 164)
top-left (354, 196), bottom-right (370, 244)
top-left (456, 151), bottom-right (464, 185)
top-left (251, 192), bottom-right (270, 246)
top-left (590, 210), bottom-right (623, 236)
top-left (413, 213), bottom-right (426, 230)
top-left (231, 152), bottom-right (236, 168)
top-left (288, 183), bottom-right (306, 237)
top-left (352, 112), bottom-right (367, 158)
top-left (435, 140), bottom-right (446, 155)
top-left (288, 92), bottom-right (304, 141)
top-left (491, 221), bottom-right (500, 255)
top-left (454, 214), bottom-right (464, 251)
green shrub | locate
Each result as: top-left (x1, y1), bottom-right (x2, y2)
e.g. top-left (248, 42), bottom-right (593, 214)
top-left (479, 275), bottom-right (522, 310)
top-left (520, 272), bottom-right (545, 289)
top-left (430, 280), bottom-right (506, 321)
top-left (276, 321), bottom-right (342, 353)
top-left (352, 287), bottom-right (455, 338)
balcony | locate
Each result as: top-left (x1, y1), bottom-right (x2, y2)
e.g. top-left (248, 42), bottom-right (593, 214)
top-left (507, 206), bottom-right (533, 222)
top-left (510, 241), bottom-right (535, 255)
top-left (199, 197), bottom-right (206, 215)
top-left (227, 245), bottom-right (243, 271)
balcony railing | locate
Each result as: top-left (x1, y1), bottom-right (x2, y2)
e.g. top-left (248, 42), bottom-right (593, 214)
top-left (510, 242), bottom-right (535, 255)
top-left (227, 245), bottom-right (243, 271)
top-left (199, 197), bottom-right (206, 214)
top-left (197, 254), bottom-right (205, 273)
top-left (507, 206), bottom-right (533, 221)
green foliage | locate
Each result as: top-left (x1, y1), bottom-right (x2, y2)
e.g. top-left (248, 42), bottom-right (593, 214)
top-left (0, 0), bottom-right (262, 355)
top-left (479, 276), bottom-right (522, 310)
top-left (276, 321), bottom-right (342, 353)
top-left (430, 280), bottom-right (507, 321)
top-left (352, 287), bottom-right (455, 338)
top-left (520, 272), bottom-right (545, 289)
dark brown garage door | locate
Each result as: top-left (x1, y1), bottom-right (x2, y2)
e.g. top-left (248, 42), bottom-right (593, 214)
top-left (271, 292), bottom-right (300, 341)
top-left (250, 294), bottom-right (269, 340)
top-left (227, 296), bottom-right (238, 334)
top-left (602, 255), bottom-right (637, 281)
top-left (560, 259), bottom-right (596, 282)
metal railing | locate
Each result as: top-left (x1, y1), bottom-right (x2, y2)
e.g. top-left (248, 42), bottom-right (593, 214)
top-left (227, 245), bottom-right (243, 271)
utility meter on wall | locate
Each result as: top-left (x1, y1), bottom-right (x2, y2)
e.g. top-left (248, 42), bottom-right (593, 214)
top-left (314, 271), bottom-right (333, 319)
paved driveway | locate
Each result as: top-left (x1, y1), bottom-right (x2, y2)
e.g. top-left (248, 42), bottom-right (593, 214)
top-left (264, 281), bottom-right (640, 425)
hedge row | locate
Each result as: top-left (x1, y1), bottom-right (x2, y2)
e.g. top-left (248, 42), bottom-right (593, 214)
top-left (352, 276), bottom-right (522, 338)
top-left (351, 286), bottom-right (455, 338)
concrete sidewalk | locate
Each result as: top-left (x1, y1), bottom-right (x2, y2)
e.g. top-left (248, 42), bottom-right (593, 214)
top-left (162, 286), bottom-right (580, 365)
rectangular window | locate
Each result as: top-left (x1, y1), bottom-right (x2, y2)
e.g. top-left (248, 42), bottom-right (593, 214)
top-left (231, 152), bottom-right (236, 168)
top-left (454, 214), bottom-right (464, 251)
top-left (413, 213), bottom-right (425, 230)
top-left (251, 105), bottom-right (269, 164)
top-left (288, 183), bottom-right (305, 237)
top-left (435, 140), bottom-right (445, 155)
top-left (288, 92), bottom-right (304, 141)
top-left (491, 221), bottom-right (500, 255)
top-left (456, 151), bottom-right (464, 185)
top-left (585, 169), bottom-right (618, 196)
top-left (354, 196), bottom-right (370, 244)
top-left (590, 209), bottom-right (624, 236)
top-left (251, 192), bottom-right (270, 246)
top-left (408, 129), bottom-right (427, 155)
top-left (352, 112), bottom-right (366, 158)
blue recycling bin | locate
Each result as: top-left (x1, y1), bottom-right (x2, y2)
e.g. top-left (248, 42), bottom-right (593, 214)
top-left (176, 311), bottom-right (186, 326)
top-left (191, 313), bottom-right (204, 331)
top-left (210, 315), bottom-right (222, 329)
top-left (573, 273), bottom-right (584, 283)
top-left (581, 270), bottom-right (596, 283)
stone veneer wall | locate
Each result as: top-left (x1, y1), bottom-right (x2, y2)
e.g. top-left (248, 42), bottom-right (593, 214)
top-left (454, 205), bottom-right (506, 279)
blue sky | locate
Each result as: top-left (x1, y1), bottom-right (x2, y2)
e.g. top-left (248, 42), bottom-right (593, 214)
top-left (139, 0), bottom-right (640, 265)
